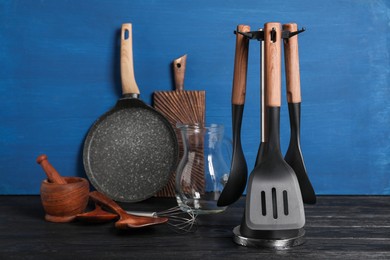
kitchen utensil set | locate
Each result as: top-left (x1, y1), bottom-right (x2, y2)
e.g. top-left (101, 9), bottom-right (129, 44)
top-left (218, 22), bottom-right (314, 248)
top-left (36, 21), bottom-right (315, 247)
top-left (238, 23), bottom-right (305, 247)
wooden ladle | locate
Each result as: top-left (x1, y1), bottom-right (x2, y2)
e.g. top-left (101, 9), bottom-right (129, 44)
top-left (89, 191), bottom-right (168, 229)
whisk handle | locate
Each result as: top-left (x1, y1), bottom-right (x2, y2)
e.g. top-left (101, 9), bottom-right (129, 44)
top-left (126, 211), bottom-right (158, 217)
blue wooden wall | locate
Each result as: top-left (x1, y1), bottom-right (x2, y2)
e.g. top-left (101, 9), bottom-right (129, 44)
top-left (1, 0), bottom-right (389, 195)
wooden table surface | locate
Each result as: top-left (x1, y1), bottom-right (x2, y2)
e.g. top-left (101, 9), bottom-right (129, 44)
top-left (0, 195), bottom-right (389, 259)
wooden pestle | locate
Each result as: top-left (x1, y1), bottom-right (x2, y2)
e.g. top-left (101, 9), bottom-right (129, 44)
top-left (36, 154), bottom-right (67, 184)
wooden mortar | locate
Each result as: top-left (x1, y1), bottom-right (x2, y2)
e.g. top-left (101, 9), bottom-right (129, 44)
top-left (37, 155), bottom-right (89, 222)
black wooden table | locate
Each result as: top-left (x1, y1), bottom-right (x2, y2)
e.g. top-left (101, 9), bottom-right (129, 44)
top-left (0, 196), bottom-right (389, 259)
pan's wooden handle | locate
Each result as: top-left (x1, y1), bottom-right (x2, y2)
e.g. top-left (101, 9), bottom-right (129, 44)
top-left (173, 54), bottom-right (187, 91)
top-left (36, 154), bottom-right (67, 184)
top-left (264, 22), bottom-right (282, 107)
top-left (232, 24), bottom-right (250, 105)
top-left (283, 23), bottom-right (301, 103)
top-left (121, 23), bottom-right (140, 95)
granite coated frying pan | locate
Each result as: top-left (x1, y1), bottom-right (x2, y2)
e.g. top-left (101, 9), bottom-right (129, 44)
top-left (83, 23), bottom-right (178, 202)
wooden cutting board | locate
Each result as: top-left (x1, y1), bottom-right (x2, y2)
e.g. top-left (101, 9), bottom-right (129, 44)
top-left (153, 54), bottom-right (205, 197)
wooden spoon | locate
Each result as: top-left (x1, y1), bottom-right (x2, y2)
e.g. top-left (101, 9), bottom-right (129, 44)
top-left (89, 191), bottom-right (168, 229)
top-left (76, 203), bottom-right (118, 223)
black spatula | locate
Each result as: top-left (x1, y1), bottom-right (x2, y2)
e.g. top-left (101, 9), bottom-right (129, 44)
top-left (283, 23), bottom-right (316, 204)
top-left (217, 24), bottom-right (250, 207)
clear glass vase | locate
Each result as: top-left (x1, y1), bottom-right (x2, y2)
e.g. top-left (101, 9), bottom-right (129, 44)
top-left (175, 124), bottom-right (231, 214)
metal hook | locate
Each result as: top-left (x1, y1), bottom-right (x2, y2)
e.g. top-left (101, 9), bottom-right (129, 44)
top-left (234, 30), bottom-right (264, 41)
top-left (282, 27), bottom-right (306, 39)
top-left (234, 26), bottom-right (306, 41)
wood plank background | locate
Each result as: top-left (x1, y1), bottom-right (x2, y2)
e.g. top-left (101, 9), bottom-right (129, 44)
top-left (0, 0), bottom-right (389, 194)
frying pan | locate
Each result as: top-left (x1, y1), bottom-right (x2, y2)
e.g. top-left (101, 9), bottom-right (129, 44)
top-left (83, 23), bottom-right (178, 202)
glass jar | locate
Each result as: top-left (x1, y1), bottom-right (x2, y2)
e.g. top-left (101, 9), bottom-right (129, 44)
top-left (175, 124), bottom-right (231, 214)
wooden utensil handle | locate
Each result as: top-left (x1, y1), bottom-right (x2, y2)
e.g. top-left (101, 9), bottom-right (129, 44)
top-left (264, 22), bottom-right (282, 107)
top-left (283, 23), bottom-right (301, 103)
top-left (36, 154), bottom-right (67, 184)
top-left (232, 25), bottom-right (250, 105)
top-left (121, 23), bottom-right (140, 95)
top-left (173, 54), bottom-right (187, 91)
top-left (89, 191), bottom-right (126, 216)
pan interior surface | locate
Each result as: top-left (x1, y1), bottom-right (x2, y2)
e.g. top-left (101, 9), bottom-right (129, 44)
top-left (84, 107), bottom-right (177, 202)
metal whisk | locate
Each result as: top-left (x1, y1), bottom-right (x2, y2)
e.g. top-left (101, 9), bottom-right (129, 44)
top-left (127, 205), bottom-right (198, 233)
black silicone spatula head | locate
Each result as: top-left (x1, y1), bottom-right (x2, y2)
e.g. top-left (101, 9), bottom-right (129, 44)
top-left (240, 23), bottom-right (305, 239)
top-left (217, 24), bottom-right (250, 207)
top-left (283, 23), bottom-right (316, 204)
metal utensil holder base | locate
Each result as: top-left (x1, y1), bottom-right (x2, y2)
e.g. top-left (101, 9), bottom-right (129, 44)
top-left (233, 226), bottom-right (305, 249)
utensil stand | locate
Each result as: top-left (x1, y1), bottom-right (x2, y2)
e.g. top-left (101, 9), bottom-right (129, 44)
top-left (233, 226), bottom-right (305, 249)
top-left (232, 22), bottom-right (306, 249)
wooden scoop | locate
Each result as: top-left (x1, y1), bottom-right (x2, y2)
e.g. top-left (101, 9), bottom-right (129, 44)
top-left (76, 204), bottom-right (118, 223)
top-left (89, 191), bottom-right (168, 229)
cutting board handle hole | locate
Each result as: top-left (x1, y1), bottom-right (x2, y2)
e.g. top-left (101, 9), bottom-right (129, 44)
top-left (176, 63), bottom-right (181, 69)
